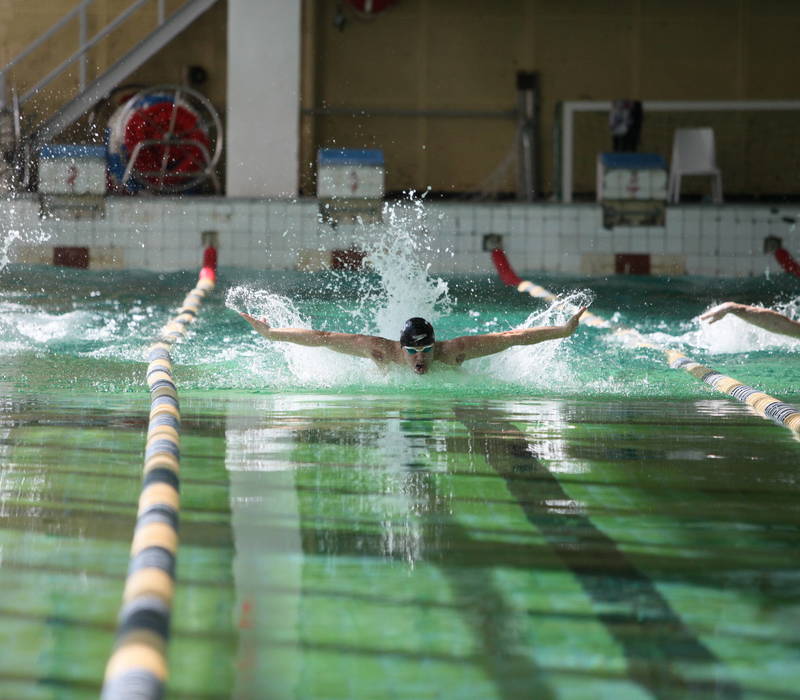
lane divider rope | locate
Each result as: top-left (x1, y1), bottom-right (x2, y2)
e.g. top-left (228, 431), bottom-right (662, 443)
top-left (101, 246), bottom-right (217, 700)
top-left (492, 248), bottom-right (610, 328)
top-left (491, 248), bottom-right (800, 435)
top-left (774, 246), bottom-right (800, 279)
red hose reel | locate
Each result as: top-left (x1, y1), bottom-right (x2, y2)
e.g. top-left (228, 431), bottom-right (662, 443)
top-left (108, 85), bottom-right (222, 193)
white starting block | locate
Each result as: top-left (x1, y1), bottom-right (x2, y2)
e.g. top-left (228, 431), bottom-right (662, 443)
top-left (597, 152), bottom-right (667, 201)
top-left (317, 148), bottom-right (384, 199)
top-left (38, 144), bottom-right (107, 195)
top-left (597, 152), bottom-right (668, 228)
top-left (38, 144), bottom-right (107, 219)
top-left (317, 148), bottom-right (385, 225)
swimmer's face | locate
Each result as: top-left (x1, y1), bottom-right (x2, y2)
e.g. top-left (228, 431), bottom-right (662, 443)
top-left (402, 343), bottom-right (434, 374)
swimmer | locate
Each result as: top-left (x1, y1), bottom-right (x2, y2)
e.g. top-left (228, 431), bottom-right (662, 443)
top-left (240, 307), bottom-right (586, 375)
top-left (700, 302), bottom-right (800, 339)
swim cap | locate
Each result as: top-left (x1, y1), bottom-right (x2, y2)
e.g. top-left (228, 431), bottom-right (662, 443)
top-left (400, 317), bottom-right (435, 346)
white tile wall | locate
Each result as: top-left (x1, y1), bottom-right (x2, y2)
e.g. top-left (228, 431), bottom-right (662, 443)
top-left (3, 196), bottom-right (800, 278)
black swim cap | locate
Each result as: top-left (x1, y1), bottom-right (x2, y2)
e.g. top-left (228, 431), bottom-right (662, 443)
top-left (400, 317), bottom-right (435, 346)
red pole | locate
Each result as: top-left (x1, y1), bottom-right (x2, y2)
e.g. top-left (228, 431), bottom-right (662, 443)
top-left (775, 247), bottom-right (800, 279)
top-left (200, 245), bottom-right (217, 283)
top-left (490, 248), bottom-right (523, 287)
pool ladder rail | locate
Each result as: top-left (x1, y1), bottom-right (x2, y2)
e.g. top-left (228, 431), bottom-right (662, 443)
top-left (101, 246), bottom-right (216, 699)
top-left (491, 248), bottom-right (800, 437)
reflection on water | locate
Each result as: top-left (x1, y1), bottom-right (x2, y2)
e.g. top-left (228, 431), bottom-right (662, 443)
top-left (226, 397), bottom-right (302, 700)
top-left (1, 386), bottom-right (799, 697)
top-left (455, 405), bottom-right (739, 697)
top-left (213, 393), bottom-right (799, 699)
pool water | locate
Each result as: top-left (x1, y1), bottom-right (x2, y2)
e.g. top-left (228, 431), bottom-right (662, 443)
top-left (1, 240), bottom-right (799, 698)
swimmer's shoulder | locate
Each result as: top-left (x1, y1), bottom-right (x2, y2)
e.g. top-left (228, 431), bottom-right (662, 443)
top-left (362, 335), bottom-right (401, 365)
top-left (435, 338), bottom-right (468, 366)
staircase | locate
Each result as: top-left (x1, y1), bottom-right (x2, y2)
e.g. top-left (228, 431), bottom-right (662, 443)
top-left (0, 0), bottom-right (220, 188)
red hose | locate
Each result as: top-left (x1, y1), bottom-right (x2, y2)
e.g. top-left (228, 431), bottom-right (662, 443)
top-left (775, 248), bottom-right (800, 278)
top-left (490, 249), bottom-right (522, 287)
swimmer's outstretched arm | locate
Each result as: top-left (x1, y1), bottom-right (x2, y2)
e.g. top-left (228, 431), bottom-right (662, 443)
top-left (437, 307), bottom-right (587, 364)
top-left (700, 303), bottom-right (800, 339)
top-left (240, 313), bottom-right (396, 362)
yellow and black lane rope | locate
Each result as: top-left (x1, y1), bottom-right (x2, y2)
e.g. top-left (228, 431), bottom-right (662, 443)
top-left (101, 249), bottom-right (216, 699)
top-left (665, 349), bottom-right (800, 432)
top-left (491, 248), bottom-right (800, 436)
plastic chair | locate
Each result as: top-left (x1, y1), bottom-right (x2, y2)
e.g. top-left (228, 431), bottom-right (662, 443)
top-left (668, 128), bottom-right (723, 203)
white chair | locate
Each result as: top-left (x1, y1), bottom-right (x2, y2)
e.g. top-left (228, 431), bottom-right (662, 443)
top-left (668, 128), bottom-right (723, 204)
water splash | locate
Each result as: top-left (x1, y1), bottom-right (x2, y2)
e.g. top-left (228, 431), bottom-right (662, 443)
top-left (776, 296), bottom-right (800, 322)
top-left (0, 298), bottom-right (163, 362)
top-left (357, 195), bottom-right (452, 337)
top-left (0, 199), bottom-right (50, 272)
top-left (225, 284), bottom-right (378, 387)
top-left (223, 196), bottom-right (460, 388)
top-left (218, 198), bottom-right (607, 392)
top-left (476, 289), bottom-right (592, 389)
top-left (0, 227), bottom-right (23, 271)
top-left (225, 286), bottom-right (309, 330)
top-left (654, 299), bottom-right (800, 355)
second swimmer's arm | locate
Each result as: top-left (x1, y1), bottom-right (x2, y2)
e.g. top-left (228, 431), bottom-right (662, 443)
top-left (437, 307), bottom-right (586, 364)
top-left (700, 303), bottom-right (800, 339)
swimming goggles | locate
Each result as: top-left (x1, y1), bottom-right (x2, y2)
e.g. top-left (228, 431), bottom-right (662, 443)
top-left (402, 344), bottom-right (434, 355)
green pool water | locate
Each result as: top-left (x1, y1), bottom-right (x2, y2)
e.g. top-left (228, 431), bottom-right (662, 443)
top-left (1, 259), bottom-right (799, 699)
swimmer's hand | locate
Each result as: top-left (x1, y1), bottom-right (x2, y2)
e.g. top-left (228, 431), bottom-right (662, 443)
top-left (699, 302), bottom-right (740, 324)
top-left (562, 307), bottom-right (587, 336)
top-left (699, 303), bottom-right (800, 338)
top-left (240, 312), bottom-right (272, 337)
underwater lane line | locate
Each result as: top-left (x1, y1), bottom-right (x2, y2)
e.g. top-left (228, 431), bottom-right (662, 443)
top-left (101, 246), bottom-right (217, 700)
top-left (453, 405), bottom-right (742, 699)
top-left (491, 249), bottom-right (800, 436)
top-left (416, 474), bottom-right (568, 700)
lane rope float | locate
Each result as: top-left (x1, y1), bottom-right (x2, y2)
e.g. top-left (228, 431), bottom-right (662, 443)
top-left (491, 249), bottom-right (610, 329)
top-left (491, 248), bottom-right (800, 436)
top-left (774, 246), bottom-right (800, 279)
top-left (101, 245), bottom-right (217, 700)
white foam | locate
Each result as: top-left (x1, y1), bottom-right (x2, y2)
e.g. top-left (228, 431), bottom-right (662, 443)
top-left (473, 291), bottom-right (591, 389)
top-left (685, 300), bottom-right (800, 354)
top-left (225, 284), bottom-right (376, 386)
top-left (0, 302), bottom-right (96, 347)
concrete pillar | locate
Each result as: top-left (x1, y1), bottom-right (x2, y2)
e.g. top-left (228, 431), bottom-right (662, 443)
top-left (226, 0), bottom-right (301, 197)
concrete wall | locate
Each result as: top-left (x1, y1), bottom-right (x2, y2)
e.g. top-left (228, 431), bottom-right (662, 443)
top-left (5, 196), bottom-right (798, 279)
top-left (4, 1), bottom-right (800, 198)
top-left (305, 0), bottom-right (800, 198)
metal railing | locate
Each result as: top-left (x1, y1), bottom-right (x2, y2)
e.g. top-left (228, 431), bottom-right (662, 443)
top-left (0, 0), bottom-right (168, 108)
